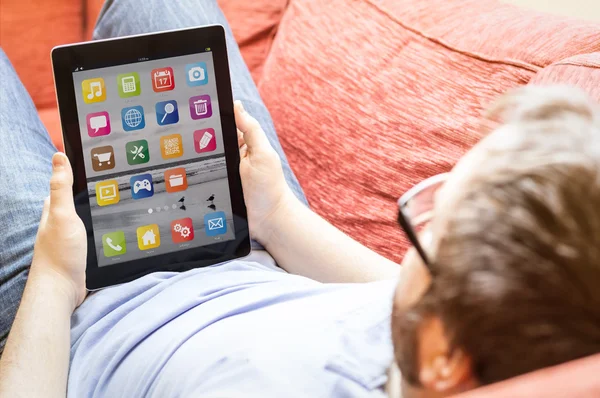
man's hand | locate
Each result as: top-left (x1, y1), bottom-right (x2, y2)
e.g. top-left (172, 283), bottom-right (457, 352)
top-left (234, 101), bottom-right (399, 282)
top-left (31, 152), bottom-right (87, 311)
top-left (235, 101), bottom-right (297, 244)
top-left (0, 153), bottom-right (88, 398)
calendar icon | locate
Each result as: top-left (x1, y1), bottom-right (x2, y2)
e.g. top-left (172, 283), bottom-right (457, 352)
top-left (152, 67), bottom-right (175, 92)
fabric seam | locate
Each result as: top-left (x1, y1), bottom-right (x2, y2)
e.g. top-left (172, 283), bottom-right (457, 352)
top-left (363, 0), bottom-right (542, 73)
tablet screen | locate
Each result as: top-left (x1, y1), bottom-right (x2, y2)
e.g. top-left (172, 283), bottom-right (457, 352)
top-left (72, 52), bottom-right (236, 267)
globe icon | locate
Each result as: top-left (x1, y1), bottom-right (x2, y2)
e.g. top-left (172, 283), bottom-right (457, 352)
top-left (124, 108), bottom-right (143, 128)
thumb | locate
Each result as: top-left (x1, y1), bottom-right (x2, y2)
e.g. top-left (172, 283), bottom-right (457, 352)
top-left (49, 153), bottom-right (75, 213)
top-left (234, 101), bottom-right (269, 151)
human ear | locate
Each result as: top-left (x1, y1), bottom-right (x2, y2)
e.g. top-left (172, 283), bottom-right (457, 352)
top-left (418, 317), bottom-right (475, 393)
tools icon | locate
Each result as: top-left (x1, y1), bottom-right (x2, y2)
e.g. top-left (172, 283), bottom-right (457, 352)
top-left (126, 139), bottom-right (150, 165)
top-left (130, 145), bottom-right (145, 160)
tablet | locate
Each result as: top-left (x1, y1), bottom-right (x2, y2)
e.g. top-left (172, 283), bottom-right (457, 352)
top-left (52, 26), bottom-right (250, 290)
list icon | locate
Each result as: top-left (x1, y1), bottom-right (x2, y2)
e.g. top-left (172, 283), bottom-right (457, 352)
top-left (152, 67), bottom-right (175, 92)
top-left (91, 145), bottom-right (115, 172)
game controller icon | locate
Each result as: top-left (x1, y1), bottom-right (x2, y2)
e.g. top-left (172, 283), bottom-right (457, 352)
top-left (130, 174), bottom-right (154, 200)
top-left (133, 179), bottom-right (152, 194)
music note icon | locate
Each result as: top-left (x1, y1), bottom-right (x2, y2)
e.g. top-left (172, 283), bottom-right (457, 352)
top-left (82, 78), bottom-right (106, 104)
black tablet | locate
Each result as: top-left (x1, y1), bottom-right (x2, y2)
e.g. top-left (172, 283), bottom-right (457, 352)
top-left (52, 25), bottom-right (250, 290)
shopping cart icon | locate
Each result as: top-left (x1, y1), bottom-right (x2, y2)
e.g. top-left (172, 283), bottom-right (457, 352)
top-left (91, 145), bottom-right (115, 171)
top-left (93, 152), bottom-right (112, 166)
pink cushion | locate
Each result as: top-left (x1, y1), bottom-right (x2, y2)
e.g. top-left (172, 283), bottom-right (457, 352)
top-left (452, 353), bottom-right (600, 398)
top-left (529, 52), bottom-right (600, 102)
top-left (259, 0), bottom-right (600, 262)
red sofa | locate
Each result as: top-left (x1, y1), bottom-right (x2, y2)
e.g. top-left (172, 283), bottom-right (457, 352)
top-left (1, 0), bottom-right (599, 396)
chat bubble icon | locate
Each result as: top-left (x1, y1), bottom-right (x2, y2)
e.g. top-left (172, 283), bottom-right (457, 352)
top-left (87, 111), bottom-right (111, 137)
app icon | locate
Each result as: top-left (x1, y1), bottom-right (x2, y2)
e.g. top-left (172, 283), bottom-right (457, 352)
top-left (204, 211), bottom-right (227, 236)
top-left (82, 78), bottom-right (106, 104)
top-left (102, 231), bottom-right (126, 257)
top-left (152, 67), bottom-right (175, 92)
top-left (121, 105), bottom-right (145, 131)
top-left (160, 134), bottom-right (184, 159)
top-left (171, 217), bottom-right (194, 243)
top-left (185, 62), bottom-right (208, 86)
top-left (164, 168), bottom-right (188, 193)
top-left (137, 224), bottom-right (160, 250)
top-left (86, 111), bottom-right (111, 137)
top-left (126, 139), bottom-right (150, 165)
top-left (189, 95), bottom-right (212, 120)
top-left (156, 100), bottom-right (179, 126)
top-left (194, 128), bottom-right (217, 153)
top-left (91, 145), bottom-right (115, 172)
top-left (130, 174), bottom-right (154, 200)
top-left (117, 72), bottom-right (141, 98)
top-left (95, 180), bottom-right (120, 206)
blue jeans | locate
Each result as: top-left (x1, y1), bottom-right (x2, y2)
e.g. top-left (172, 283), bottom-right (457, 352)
top-left (0, 0), bottom-right (307, 354)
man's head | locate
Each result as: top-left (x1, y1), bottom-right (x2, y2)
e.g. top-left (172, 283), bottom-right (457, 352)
top-left (391, 86), bottom-right (600, 397)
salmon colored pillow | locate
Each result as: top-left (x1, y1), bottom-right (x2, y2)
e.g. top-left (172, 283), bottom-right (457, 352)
top-left (258, 0), bottom-right (600, 262)
top-left (0, 0), bottom-right (83, 109)
top-left (529, 52), bottom-right (600, 102)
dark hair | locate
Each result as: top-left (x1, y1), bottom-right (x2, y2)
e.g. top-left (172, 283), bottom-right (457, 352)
top-left (393, 86), bottom-right (600, 385)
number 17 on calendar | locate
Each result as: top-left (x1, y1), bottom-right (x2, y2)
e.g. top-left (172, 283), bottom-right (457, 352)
top-left (152, 67), bottom-right (175, 92)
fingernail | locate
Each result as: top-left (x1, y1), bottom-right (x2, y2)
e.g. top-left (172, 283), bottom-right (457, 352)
top-left (52, 153), bottom-right (66, 169)
top-left (237, 101), bottom-right (246, 113)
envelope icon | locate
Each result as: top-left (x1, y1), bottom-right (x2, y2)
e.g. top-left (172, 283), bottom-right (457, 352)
top-left (204, 211), bottom-right (227, 236)
top-left (208, 218), bottom-right (224, 230)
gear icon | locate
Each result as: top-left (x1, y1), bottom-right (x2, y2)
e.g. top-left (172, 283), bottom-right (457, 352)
top-left (173, 223), bottom-right (183, 233)
top-left (180, 226), bottom-right (191, 238)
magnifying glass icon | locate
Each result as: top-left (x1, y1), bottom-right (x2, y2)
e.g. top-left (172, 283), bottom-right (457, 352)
top-left (161, 102), bottom-right (176, 124)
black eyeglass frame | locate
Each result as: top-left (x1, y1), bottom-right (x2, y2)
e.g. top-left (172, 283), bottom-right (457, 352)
top-left (397, 173), bottom-right (449, 270)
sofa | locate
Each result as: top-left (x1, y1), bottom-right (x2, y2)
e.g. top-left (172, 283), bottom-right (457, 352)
top-left (1, 0), bottom-right (599, 396)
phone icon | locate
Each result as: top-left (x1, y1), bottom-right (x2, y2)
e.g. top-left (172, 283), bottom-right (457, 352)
top-left (102, 231), bottom-right (126, 257)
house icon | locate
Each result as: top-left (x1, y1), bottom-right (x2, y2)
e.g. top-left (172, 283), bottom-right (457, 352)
top-left (142, 230), bottom-right (156, 246)
top-left (137, 224), bottom-right (160, 250)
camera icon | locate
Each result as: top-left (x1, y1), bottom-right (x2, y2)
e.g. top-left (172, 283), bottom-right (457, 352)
top-left (185, 62), bottom-right (208, 86)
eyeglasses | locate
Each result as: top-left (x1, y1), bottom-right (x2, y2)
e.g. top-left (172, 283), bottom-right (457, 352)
top-left (397, 173), bottom-right (449, 269)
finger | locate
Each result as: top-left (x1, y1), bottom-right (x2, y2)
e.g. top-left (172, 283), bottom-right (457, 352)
top-left (239, 144), bottom-right (248, 159)
top-left (234, 101), bottom-right (269, 151)
top-left (49, 153), bottom-right (75, 213)
top-left (39, 196), bottom-right (50, 227)
top-left (237, 129), bottom-right (245, 148)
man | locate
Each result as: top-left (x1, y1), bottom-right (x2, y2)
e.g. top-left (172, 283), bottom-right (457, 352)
top-left (1, 1), bottom-right (599, 398)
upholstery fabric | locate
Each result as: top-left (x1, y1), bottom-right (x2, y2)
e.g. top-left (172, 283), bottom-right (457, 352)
top-left (0, 0), bottom-right (82, 110)
top-left (529, 52), bottom-right (600, 101)
top-left (453, 353), bottom-right (600, 398)
top-left (258, 0), bottom-right (600, 262)
top-left (218, 0), bottom-right (289, 82)
top-left (0, 0), bottom-right (286, 149)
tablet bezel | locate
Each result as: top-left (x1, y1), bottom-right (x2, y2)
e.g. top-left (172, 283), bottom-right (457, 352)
top-left (52, 25), bottom-right (250, 290)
